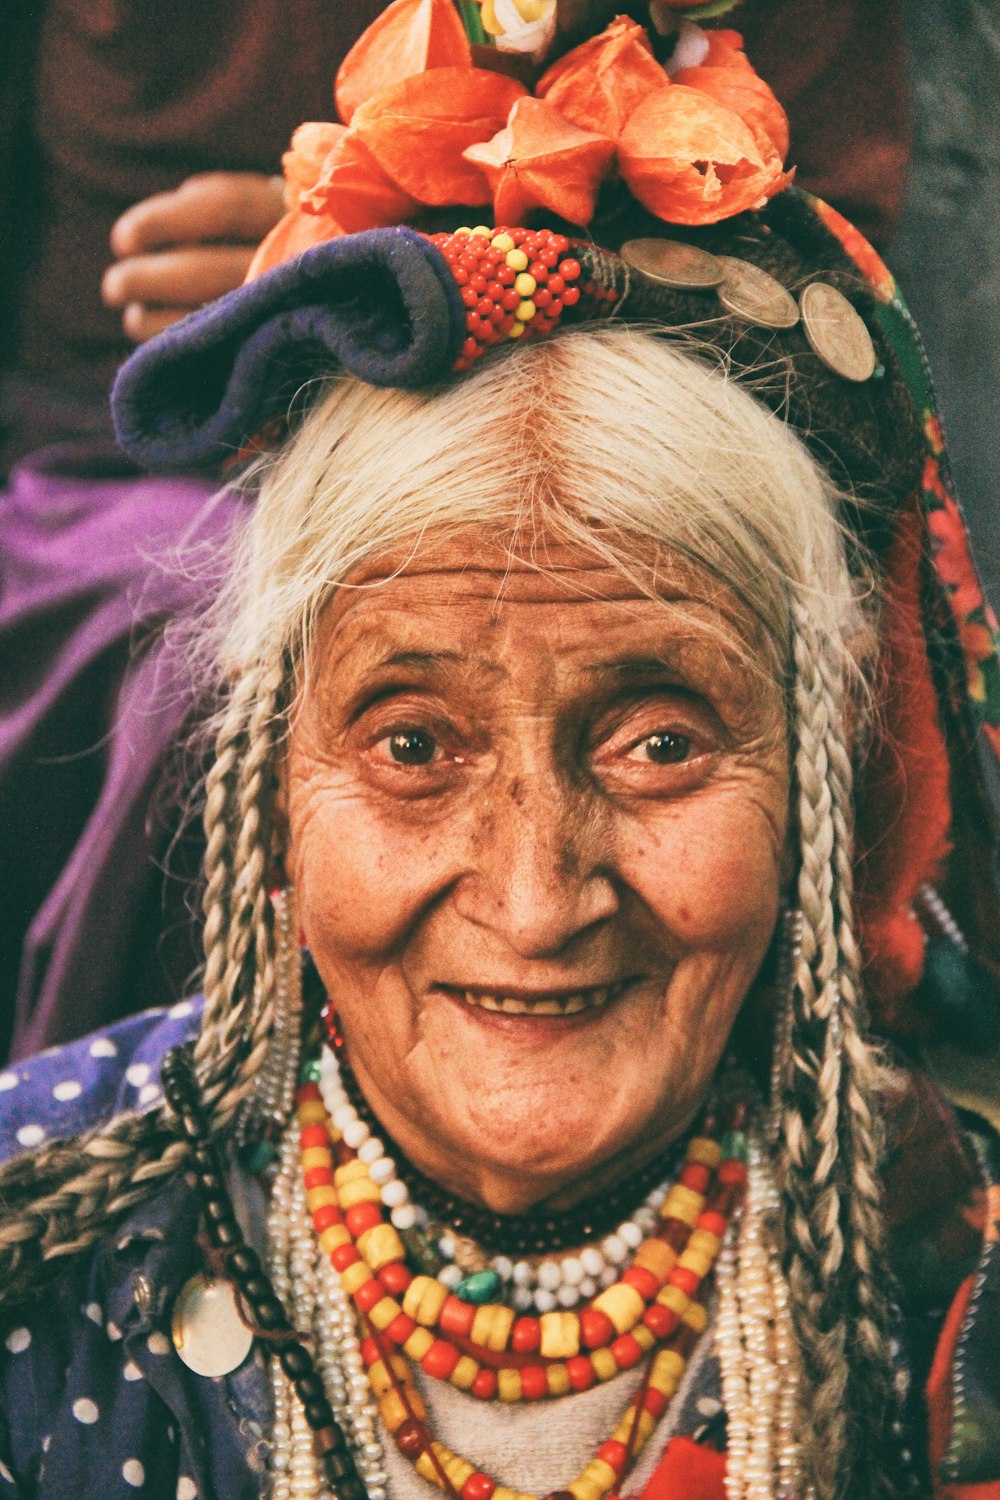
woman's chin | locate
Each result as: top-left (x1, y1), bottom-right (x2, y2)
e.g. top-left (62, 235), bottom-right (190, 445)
top-left (410, 1011), bottom-right (678, 1210)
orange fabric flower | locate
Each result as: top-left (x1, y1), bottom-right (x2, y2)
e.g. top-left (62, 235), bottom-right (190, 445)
top-left (246, 208), bottom-right (346, 280)
top-left (619, 81), bottom-right (791, 224)
top-left (251, 8), bottom-right (797, 275)
top-left (464, 95), bottom-right (616, 225)
top-left (350, 67), bottom-right (527, 205)
top-left (671, 30), bottom-right (789, 161)
top-left (301, 131), bottom-right (420, 231)
top-left (281, 122), bottom-right (347, 206)
top-left (536, 16), bottom-right (668, 139)
top-left (335, 0), bottom-right (471, 125)
top-left (247, 129), bottom-right (420, 279)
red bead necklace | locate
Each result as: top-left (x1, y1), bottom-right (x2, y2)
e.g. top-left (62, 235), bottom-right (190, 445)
top-left (295, 1070), bottom-right (748, 1500)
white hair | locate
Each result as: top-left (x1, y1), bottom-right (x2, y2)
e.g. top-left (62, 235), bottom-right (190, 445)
top-left (1, 326), bottom-right (895, 1500)
top-left (207, 326), bottom-right (863, 690)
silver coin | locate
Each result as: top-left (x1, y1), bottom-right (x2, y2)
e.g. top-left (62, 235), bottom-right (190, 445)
top-left (799, 281), bottom-right (877, 382)
top-left (620, 238), bottom-right (725, 291)
top-left (716, 256), bottom-right (800, 330)
top-left (171, 1274), bottom-right (254, 1378)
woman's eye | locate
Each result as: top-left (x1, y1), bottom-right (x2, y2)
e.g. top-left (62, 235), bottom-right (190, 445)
top-left (385, 728), bottom-right (438, 765)
top-left (631, 731), bottom-right (692, 764)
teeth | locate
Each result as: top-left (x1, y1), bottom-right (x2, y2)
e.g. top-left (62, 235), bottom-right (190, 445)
top-left (460, 983), bottom-right (624, 1016)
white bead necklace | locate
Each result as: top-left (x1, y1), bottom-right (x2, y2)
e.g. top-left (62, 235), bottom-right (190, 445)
top-left (268, 1063), bottom-right (811, 1500)
top-left (266, 1119), bottom-right (389, 1499)
top-left (317, 1044), bottom-right (675, 1315)
top-left (715, 1126), bottom-right (810, 1500)
top-left (431, 1179), bottom-right (667, 1311)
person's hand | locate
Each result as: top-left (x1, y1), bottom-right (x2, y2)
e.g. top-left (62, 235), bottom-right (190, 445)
top-left (102, 172), bottom-right (286, 342)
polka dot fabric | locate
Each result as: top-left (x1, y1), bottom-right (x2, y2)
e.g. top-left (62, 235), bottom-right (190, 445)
top-left (0, 1001), bottom-right (199, 1162)
top-left (0, 1001), bottom-right (272, 1498)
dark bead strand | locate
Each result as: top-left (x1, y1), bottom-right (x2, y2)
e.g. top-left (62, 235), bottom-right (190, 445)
top-left (161, 1045), bottom-right (367, 1500)
top-left (336, 1048), bottom-right (681, 1255)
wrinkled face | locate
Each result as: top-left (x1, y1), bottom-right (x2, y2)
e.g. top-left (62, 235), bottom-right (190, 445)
top-left (284, 529), bottom-right (790, 1212)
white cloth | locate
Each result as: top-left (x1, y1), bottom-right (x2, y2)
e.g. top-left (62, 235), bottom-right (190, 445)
top-left (380, 1312), bottom-right (718, 1499)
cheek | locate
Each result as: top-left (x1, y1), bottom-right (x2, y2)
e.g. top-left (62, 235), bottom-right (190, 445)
top-left (622, 781), bottom-right (787, 950)
top-left (287, 765), bottom-right (463, 959)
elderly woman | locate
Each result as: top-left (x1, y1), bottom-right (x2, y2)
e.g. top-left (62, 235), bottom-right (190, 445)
top-left (1, 7), bottom-right (999, 1500)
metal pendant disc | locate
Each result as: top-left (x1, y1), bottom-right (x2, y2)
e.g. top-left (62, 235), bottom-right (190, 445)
top-left (621, 238), bottom-right (725, 291)
top-left (716, 257), bottom-right (800, 330)
top-left (171, 1274), bottom-right (254, 1378)
top-left (799, 281), bottom-right (877, 382)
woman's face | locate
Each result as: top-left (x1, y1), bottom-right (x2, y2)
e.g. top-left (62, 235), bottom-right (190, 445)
top-left (284, 529), bottom-right (790, 1212)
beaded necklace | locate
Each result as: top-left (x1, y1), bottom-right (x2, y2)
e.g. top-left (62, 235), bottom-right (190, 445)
top-left (329, 1013), bottom-right (691, 1259)
top-left (294, 1044), bottom-right (749, 1500)
top-left (163, 1038), bottom-right (807, 1500)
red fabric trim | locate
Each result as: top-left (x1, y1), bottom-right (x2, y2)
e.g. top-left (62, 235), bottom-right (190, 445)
top-left (935, 1486), bottom-right (1000, 1500)
top-left (634, 1436), bottom-right (726, 1500)
top-left (856, 490), bottom-right (953, 1025)
top-left (926, 1272), bottom-right (976, 1484)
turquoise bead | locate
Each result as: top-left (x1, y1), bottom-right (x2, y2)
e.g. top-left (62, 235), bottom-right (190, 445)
top-left (300, 1057), bottom-right (322, 1083)
top-left (720, 1129), bottom-right (749, 1162)
top-left (454, 1270), bottom-right (502, 1305)
top-left (241, 1138), bottom-right (277, 1173)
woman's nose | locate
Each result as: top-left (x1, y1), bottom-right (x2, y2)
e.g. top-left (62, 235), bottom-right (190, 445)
top-left (452, 768), bottom-right (619, 957)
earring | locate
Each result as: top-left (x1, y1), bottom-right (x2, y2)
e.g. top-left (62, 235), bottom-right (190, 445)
top-left (767, 905), bottom-right (802, 1146)
top-left (235, 885), bottom-right (304, 1159)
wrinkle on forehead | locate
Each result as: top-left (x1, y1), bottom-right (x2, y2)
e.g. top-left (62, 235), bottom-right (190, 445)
top-left (297, 526), bottom-right (783, 711)
top-left (323, 527), bottom-right (760, 630)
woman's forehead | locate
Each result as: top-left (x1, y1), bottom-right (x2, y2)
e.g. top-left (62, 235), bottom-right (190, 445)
top-left (308, 526), bottom-right (775, 699)
top-left (328, 527), bottom-right (749, 618)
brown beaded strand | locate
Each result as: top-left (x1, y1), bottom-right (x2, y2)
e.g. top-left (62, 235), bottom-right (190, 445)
top-left (160, 1044), bottom-right (368, 1500)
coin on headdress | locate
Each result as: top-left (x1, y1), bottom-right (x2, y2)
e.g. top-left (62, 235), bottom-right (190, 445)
top-left (620, 239), bottom-right (725, 291)
top-left (171, 1273), bottom-right (254, 1378)
top-left (799, 281), bottom-right (877, 382)
top-left (716, 257), bottom-right (800, 330)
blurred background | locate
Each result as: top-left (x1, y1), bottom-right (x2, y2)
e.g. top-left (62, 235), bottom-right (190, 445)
top-left (890, 0), bottom-right (1000, 605)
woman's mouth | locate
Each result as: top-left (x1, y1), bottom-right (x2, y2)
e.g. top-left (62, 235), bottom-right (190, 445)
top-left (435, 979), bottom-right (634, 1017)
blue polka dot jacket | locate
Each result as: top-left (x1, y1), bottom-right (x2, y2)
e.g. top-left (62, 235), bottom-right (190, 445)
top-left (0, 1004), bottom-right (272, 1500)
top-left (1, 1005), bottom-right (999, 1499)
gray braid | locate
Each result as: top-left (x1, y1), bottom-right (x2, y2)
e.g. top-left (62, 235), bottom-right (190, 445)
top-left (0, 659), bottom-right (287, 1316)
top-left (775, 601), bottom-right (895, 1500)
top-left (816, 639), bottom-right (897, 1436)
top-left (779, 603), bottom-right (848, 1498)
top-left (193, 659), bottom-right (286, 1124)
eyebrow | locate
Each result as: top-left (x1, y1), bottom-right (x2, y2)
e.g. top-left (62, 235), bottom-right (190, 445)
top-left (584, 654), bottom-right (702, 685)
top-left (344, 646), bottom-right (505, 679)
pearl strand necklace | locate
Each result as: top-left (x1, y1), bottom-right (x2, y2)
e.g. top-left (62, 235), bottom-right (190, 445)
top-left (267, 1123), bottom-right (326, 1499)
top-left (267, 1122), bottom-right (391, 1500)
top-left (318, 1045), bottom-right (676, 1316)
top-left (715, 1126), bottom-right (808, 1500)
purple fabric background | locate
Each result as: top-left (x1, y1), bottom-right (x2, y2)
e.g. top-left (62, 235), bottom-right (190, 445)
top-left (0, 446), bottom-right (238, 1060)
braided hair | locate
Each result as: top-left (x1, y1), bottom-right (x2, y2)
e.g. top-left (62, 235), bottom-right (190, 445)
top-left (0, 278), bottom-right (917, 1496)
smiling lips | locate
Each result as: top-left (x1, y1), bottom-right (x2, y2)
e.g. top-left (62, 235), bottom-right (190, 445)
top-left (439, 979), bottom-right (632, 1016)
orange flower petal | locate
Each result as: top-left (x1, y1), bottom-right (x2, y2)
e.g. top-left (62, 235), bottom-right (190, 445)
top-left (672, 45), bottom-right (789, 159)
top-left (464, 95), bottom-right (615, 225)
top-left (245, 208), bottom-right (345, 281)
top-left (696, 29), bottom-right (745, 63)
top-left (619, 84), bottom-right (791, 225)
top-left (301, 131), bottom-right (419, 233)
top-left (350, 67), bottom-right (527, 205)
top-left (282, 122), bottom-right (348, 206)
top-left (537, 16), bottom-right (667, 139)
top-left (335, 0), bottom-right (471, 125)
